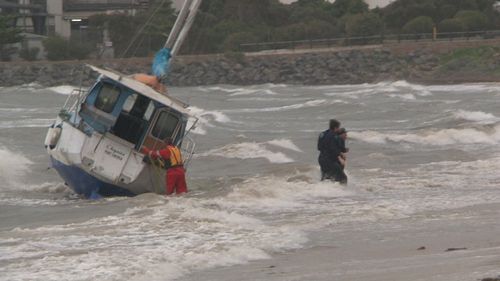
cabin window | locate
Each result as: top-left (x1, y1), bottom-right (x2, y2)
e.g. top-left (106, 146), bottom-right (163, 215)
top-left (112, 94), bottom-right (153, 145)
top-left (95, 84), bottom-right (120, 113)
top-left (122, 94), bottom-right (137, 113)
top-left (144, 102), bottom-right (155, 121)
top-left (151, 111), bottom-right (180, 141)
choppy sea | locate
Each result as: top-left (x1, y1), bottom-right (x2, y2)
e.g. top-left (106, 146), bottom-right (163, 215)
top-left (1, 81), bottom-right (500, 280)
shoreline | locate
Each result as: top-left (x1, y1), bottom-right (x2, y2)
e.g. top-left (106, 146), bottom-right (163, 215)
top-left (1, 39), bottom-right (499, 87)
top-left (182, 202), bottom-right (500, 281)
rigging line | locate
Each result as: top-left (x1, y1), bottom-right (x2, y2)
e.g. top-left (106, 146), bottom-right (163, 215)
top-left (129, 29), bottom-right (149, 58)
top-left (120, 0), bottom-right (168, 58)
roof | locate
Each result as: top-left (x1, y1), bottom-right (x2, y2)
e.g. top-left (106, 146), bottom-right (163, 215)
top-left (87, 65), bottom-right (192, 117)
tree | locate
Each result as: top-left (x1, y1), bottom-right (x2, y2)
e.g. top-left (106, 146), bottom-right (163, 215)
top-left (0, 15), bottom-right (23, 61)
top-left (136, 0), bottom-right (176, 53)
top-left (223, 0), bottom-right (271, 25)
top-left (289, 4), bottom-right (334, 24)
top-left (88, 0), bottom-right (176, 57)
top-left (438, 18), bottom-right (465, 33)
top-left (438, 4), bottom-right (459, 20)
top-left (345, 12), bottom-right (383, 38)
top-left (402, 16), bottom-right (434, 34)
top-left (223, 31), bottom-right (259, 51)
top-left (454, 10), bottom-right (490, 31)
top-left (330, 0), bottom-right (368, 17)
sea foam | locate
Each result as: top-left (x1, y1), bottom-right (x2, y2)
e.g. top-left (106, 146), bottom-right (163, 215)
top-left (199, 141), bottom-right (294, 163)
top-left (350, 125), bottom-right (500, 146)
top-left (187, 106), bottom-right (231, 135)
top-left (48, 85), bottom-right (77, 95)
top-left (0, 147), bottom-right (33, 186)
top-left (453, 110), bottom-right (499, 124)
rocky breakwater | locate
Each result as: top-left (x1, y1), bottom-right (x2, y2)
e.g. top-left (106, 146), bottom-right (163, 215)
top-left (166, 48), bottom-right (441, 86)
top-left (0, 48), bottom-right (463, 87)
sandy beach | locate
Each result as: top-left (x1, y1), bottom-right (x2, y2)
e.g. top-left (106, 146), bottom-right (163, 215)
top-left (184, 203), bottom-right (500, 281)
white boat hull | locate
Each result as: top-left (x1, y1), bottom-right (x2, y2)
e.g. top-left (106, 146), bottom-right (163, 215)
top-left (47, 120), bottom-right (167, 198)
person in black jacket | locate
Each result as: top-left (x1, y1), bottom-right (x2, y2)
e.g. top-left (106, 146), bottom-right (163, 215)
top-left (317, 119), bottom-right (343, 181)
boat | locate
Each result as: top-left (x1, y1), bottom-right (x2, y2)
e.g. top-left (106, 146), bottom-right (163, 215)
top-left (44, 0), bottom-right (202, 198)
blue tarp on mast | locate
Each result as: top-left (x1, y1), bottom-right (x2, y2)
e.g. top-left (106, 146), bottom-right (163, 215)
top-left (152, 47), bottom-right (172, 79)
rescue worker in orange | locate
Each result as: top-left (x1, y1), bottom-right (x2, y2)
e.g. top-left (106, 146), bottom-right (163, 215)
top-left (142, 138), bottom-right (188, 195)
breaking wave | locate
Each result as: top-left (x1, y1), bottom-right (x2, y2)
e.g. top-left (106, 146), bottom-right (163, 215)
top-left (223, 99), bottom-right (339, 113)
top-left (350, 125), bottom-right (500, 146)
top-left (453, 110), bottom-right (499, 124)
top-left (187, 106), bottom-right (231, 135)
top-left (198, 139), bottom-right (301, 163)
top-left (0, 147), bottom-right (33, 186)
top-left (48, 85), bottom-right (77, 95)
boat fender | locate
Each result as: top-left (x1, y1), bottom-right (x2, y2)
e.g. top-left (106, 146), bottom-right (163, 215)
top-left (44, 126), bottom-right (62, 149)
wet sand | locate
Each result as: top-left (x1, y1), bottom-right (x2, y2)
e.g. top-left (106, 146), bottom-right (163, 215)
top-left (183, 203), bottom-right (500, 281)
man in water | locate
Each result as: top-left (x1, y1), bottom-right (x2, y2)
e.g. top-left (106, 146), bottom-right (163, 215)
top-left (336, 128), bottom-right (349, 184)
top-left (142, 138), bottom-right (188, 195)
top-left (318, 119), bottom-right (343, 182)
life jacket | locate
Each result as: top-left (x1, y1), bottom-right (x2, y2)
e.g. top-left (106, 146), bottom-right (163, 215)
top-left (166, 145), bottom-right (183, 168)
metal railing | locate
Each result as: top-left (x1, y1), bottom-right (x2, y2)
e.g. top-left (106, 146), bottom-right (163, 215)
top-left (239, 30), bottom-right (500, 53)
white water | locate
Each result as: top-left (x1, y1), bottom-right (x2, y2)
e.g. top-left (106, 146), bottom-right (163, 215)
top-left (1, 81), bottom-right (500, 281)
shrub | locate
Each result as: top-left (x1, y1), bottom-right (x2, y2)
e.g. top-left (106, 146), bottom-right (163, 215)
top-left (345, 13), bottom-right (383, 38)
top-left (43, 36), bottom-right (92, 61)
top-left (19, 47), bottom-right (39, 61)
top-left (438, 18), bottom-right (465, 33)
top-left (402, 16), bottom-right (434, 34)
top-left (223, 32), bottom-right (259, 52)
top-left (454, 10), bottom-right (490, 31)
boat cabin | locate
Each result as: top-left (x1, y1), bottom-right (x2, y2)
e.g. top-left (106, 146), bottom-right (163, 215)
top-left (76, 74), bottom-right (188, 153)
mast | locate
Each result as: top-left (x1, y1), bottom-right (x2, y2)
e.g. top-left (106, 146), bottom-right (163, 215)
top-left (152, 0), bottom-right (202, 79)
top-left (171, 0), bottom-right (202, 57)
top-left (165, 0), bottom-right (193, 49)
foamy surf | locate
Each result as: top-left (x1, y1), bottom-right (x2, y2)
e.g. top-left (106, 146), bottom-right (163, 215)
top-left (0, 118), bottom-right (54, 129)
top-left (222, 99), bottom-right (331, 113)
top-left (0, 147), bottom-right (33, 186)
top-left (187, 106), bottom-right (231, 135)
top-left (47, 85), bottom-right (78, 95)
top-left (453, 110), bottom-right (499, 124)
top-left (350, 125), bottom-right (500, 146)
top-left (199, 141), bottom-right (295, 163)
top-left (2, 81), bottom-right (500, 281)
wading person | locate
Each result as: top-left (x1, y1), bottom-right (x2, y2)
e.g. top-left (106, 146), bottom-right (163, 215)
top-left (336, 128), bottom-right (349, 184)
top-left (317, 119), bottom-right (343, 181)
top-left (142, 138), bottom-right (188, 195)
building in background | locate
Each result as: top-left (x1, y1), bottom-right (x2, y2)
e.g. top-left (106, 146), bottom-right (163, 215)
top-left (0, 0), bottom-right (149, 38)
top-left (47, 0), bottom-right (149, 39)
top-left (0, 0), bottom-right (150, 60)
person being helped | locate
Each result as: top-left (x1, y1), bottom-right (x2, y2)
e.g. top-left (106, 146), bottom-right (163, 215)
top-left (142, 138), bottom-right (188, 195)
top-left (318, 119), bottom-right (343, 181)
top-left (336, 128), bottom-right (349, 184)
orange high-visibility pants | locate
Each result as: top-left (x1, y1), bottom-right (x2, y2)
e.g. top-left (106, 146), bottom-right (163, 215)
top-left (166, 166), bottom-right (187, 195)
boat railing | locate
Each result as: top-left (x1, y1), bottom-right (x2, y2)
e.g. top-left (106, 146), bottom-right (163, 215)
top-left (59, 88), bottom-right (86, 124)
top-left (181, 134), bottom-right (196, 171)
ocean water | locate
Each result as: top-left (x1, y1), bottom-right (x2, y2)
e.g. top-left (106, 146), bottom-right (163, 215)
top-left (1, 81), bottom-right (500, 280)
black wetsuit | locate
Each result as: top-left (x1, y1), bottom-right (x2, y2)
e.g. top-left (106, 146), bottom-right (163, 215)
top-left (318, 130), bottom-right (343, 181)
